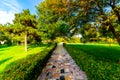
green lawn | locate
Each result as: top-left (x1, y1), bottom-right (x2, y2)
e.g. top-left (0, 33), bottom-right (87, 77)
top-left (65, 43), bottom-right (120, 80)
top-left (0, 45), bottom-right (47, 73)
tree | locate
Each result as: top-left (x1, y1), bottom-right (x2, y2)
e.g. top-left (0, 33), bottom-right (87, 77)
top-left (0, 24), bottom-right (13, 46)
top-left (13, 9), bottom-right (37, 52)
top-left (36, 0), bottom-right (120, 44)
top-left (80, 23), bottom-right (99, 42)
top-left (0, 24), bottom-right (6, 41)
top-left (36, 0), bottom-right (95, 41)
top-left (36, 0), bottom-right (70, 43)
top-left (93, 0), bottom-right (120, 45)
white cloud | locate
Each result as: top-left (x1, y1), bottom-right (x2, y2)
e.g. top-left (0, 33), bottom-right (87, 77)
top-left (0, 0), bottom-right (22, 24)
top-left (0, 10), bottom-right (15, 24)
top-left (2, 0), bottom-right (21, 12)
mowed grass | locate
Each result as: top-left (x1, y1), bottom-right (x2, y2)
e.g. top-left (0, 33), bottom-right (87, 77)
top-left (0, 45), bottom-right (47, 73)
top-left (65, 43), bottom-right (120, 80)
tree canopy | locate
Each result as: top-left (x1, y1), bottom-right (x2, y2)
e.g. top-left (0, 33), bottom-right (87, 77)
top-left (0, 0), bottom-right (120, 48)
top-left (13, 9), bottom-right (38, 52)
top-left (36, 0), bottom-right (120, 44)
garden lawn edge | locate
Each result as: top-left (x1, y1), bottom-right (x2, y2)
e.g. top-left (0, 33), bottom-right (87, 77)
top-left (0, 44), bottom-right (56, 80)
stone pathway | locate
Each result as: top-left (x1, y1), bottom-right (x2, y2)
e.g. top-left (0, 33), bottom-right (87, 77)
top-left (37, 43), bottom-right (87, 80)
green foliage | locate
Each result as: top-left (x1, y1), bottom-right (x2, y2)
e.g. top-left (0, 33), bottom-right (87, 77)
top-left (13, 9), bottom-right (39, 51)
top-left (54, 37), bottom-right (67, 43)
top-left (0, 35), bottom-right (6, 41)
top-left (80, 23), bottom-right (99, 42)
top-left (14, 9), bottom-right (37, 29)
top-left (65, 44), bottom-right (120, 80)
top-left (1, 0), bottom-right (120, 45)
top-left (5, 39), bottom-right (12, 46)
top-left (0, 45), bottom-right (55, 80)
top-left (67, 37), bottom-right (81, 43)
top-left (37, 1), bottom-right (70, 41)
top-left (36, 0), bottom-right (120, 44)
top-left (36, 0), bottom-right (89, 40)
top-left (0, 25), bottom-right (12, 46)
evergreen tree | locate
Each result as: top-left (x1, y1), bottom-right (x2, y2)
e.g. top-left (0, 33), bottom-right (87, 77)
top-left (13, 9), bottom-right (37, 52)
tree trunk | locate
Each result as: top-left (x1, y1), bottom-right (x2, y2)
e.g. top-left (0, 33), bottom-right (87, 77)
top-left (25, 34), bottom-right (27, 52)
top-left (109, 25), bottom-right (120, 45)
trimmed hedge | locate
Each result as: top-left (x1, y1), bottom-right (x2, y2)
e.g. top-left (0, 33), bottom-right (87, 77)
top-left (0, 45), bottom-right (56, 80)
top-left (65, 44), bottom-right (120, 80)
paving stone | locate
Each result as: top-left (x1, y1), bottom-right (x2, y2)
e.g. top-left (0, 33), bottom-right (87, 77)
top-left (37, 43), bottom-right (87, 80)
top-left (52, 65), bottom-right (56, 68)
top-left (60, 69), bottom-right (65, 73)
top-left (76, 75), bottom-right (84, 79)
top-left (60, 76), bottom-right (65, 80)
top-left (65, 76), bottom-right (71, 80)
top-left (53, 73), bottom-right (59, 79)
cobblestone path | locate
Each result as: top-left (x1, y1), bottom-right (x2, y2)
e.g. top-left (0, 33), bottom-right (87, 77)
top-left (37, 43), bottom-right (87, 80)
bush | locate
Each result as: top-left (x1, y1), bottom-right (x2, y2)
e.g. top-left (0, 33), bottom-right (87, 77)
top-left (6, 39), bottom-right (12, 46)
top-left (67, 37), bottom-right (81, 43)
top-left (0, 45), bottom-right (56, 80)
top-left (54, 37), bottom-right (67, 43)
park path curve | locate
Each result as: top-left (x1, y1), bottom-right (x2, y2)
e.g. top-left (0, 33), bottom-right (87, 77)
top-left (37, 43), bottom-right (87, 80)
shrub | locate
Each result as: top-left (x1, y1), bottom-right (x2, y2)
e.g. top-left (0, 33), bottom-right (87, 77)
top-left (67, 37), bottom-right (81, 43)
top-left (54, 37), bottom-right (67, 43)
top-left (0, 45), bottom-right (56, 80)
top-left (6, 39), bottom-right (12, 46)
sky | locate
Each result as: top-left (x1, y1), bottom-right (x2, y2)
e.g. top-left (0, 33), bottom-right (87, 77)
top-left (0, 0), bottom-right (44, 24)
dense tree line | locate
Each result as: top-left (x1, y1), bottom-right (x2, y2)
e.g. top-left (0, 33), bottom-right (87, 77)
top-left (36, 0), bottom-right (120, 43)
top-left (0, 10), bottom-right (39, 52)
top-left (0, 0), bottom-right (120, 51)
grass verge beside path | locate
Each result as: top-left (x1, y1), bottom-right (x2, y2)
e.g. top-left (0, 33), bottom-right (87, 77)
top-left (0, 44), bottom-right (56, 80)
top-left (0, 45), bottom-right (47, 73)
top-left (65, 43), bottom-right (120, 80)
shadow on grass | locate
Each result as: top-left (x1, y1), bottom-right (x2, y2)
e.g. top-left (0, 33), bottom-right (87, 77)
top-left (67, 44), bottom-right (120, 63)
top-left (0, 45), bottom-right (8, 48)
top-left (1, 44), bottom-right (56, 80)
top-left (0, 46), bottom-right (9, 56)
top-left (0, 45), bottom-right (9, 51)
top-left (4, 46), bottom-right (48, 70)
top-left (0, 48), bottom-right (9, 51)
top-left (0, 57), bottom-right (13, 65)
top-left (28, 44), bottom-right (50, 49)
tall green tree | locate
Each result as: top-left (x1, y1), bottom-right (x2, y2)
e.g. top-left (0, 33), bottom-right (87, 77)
top-left (37, 0), bottom-right (120, 44)
top-left (80, 23), bottom-right (99, 42)
top-left (92, 0), bottom-right (120, 44)
top-left (0, 24), bottom-right (6, 41)
top-left (13, 9), bottom-right (37, 52)
top-left (36, 0), bottom-right (70, 42)
top-left (0, 24), bottom-right (13, 46)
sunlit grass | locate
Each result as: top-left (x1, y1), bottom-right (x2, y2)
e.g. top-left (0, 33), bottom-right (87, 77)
top-left (65, 43), bottom-right (120, 79)
top-left (67, 42), bottom-right (119, 46)
top-left (0, 45), bottom-right (47, 73)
